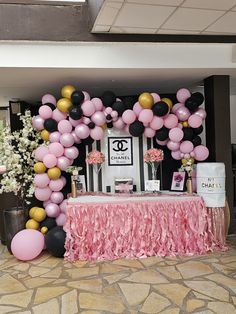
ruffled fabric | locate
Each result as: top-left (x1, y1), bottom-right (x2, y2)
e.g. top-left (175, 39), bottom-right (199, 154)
top-left (64, 196), bottom-right (227, 262)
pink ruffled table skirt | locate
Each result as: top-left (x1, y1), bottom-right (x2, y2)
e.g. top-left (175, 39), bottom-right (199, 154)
top-left (64, 194), bottom-right (227, 261)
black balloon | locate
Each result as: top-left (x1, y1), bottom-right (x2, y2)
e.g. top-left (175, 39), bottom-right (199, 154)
top-left (192, 135), bottom-right (202, 147)
top-left (44, 118), bottom-right (58, 132)
top-left (82, 136), bottom-right (94, 145)
top-left (69, 106), bottom-right (83, 120)
top-left (107, 122), bottom-right (113, 128)
top-left (129, 121), bottom-right (145, 137)
top-left (183, 128), bottom-right (194, 141)
top-left (71, 90), bottom-right (84, 105)
top-left (45, 226), bottom-right (66, 257)
top-left (106, 114), bottom-right (112, 121)
top-left (156, 126), bottom-right (169, 141)
top-left (152, 101), bottom-right (169, 117)
top-left (88, 122), bottom-right (95, 129)
top-left (185, 97), bottom-right (199, 112)
top-left (101, 91), bottom-right (116, 107)
top-left (40, 217), bottom-right (57, 230)
top-left (193, 125), bottom-right (203, 135)
top-left (112, 101), bottom-right (126, 117)
top-left (191, 92), bottom-right (204, 106)
top-left (43, 102), bottom-right (55, 110)
top-left (123, 96), bottom-right (136, 110)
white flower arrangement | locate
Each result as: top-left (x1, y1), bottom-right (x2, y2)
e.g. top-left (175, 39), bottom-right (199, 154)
top-left (0, 110), bottom-right (41, 206)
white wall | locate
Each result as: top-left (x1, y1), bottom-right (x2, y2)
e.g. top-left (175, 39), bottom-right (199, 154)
top-left (230, 95), bottom-right (236, 144)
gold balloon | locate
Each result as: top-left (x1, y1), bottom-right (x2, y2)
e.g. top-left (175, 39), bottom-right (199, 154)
top-left (41, 129), bottom-right (50, 141)
top-left (33, 207), bottom-right (46, 222)
top-left (181, 158), bottom-right (188, 166)
top-left (138, 92), bottom-right (154, 109)
top-left (41, 226), bottom-right (48, 234)
top-left (26, 219), bottom-right (39, 230)
top-left (57, 98), bottom-right (73, 113)
top-left (161, 98), bottom-right (173, 109)
top-left (181, 121), bottom-right (189, 128)
top-left (48, 167), bottom-right (61, 180)
top-left (61, 85), bottom-right (76, 99)
top-left (34, 162), bottom-right (47, 174)
top-left (29, 207), bottom-right (38, 218)
top-left (101, 123), bottom-right (107, 130)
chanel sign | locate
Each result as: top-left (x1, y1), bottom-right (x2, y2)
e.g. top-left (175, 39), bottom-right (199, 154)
top-left (108, 137), bottom-right (133, 166)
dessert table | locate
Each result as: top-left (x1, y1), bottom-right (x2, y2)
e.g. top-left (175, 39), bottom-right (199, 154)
top-left (64, 193), bottom-right (227, 261)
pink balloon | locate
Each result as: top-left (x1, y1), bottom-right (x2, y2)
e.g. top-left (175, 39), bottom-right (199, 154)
top-left (176, 106), bottom-right (191, 121)
top-left (42, 94), bottom-right (57, 106)
top-left (49, 131), bottom-right (61, 143)
top-left (169, 127), bottom-right (184, 142)
top-left (91, 97), bottom-right (103, 111)
top-left (58, 119), bottom-right (72, 134)
top-left (56, 213), bottom-right (66, 226)
top-left (194, 145), bottom-right (209, 161)
top-left (43, 154), bottom-right (57, 168)
top-left (176, 88), bottom-right (191, 103)
top-left (39, 105), bottom-right (53, 120)
top-left (90, 126), bottom-right (104, 140)
top-left (178, 123), bottom-right (183, 129)
top-left (59, 199), bottom-right (67, 213)
top-left (113, 118), bottom-right (125, 130)
top-left (190, 151), bottom-right (195, 158)
top-left (43, 200), bottom-right (51, 207)
top-left (48, 142), bottom-right (64, 157)
top-left (49, 178), bottom-right (64, 192)
top-left (34, 173), bottom-right (50, 188)
top-left (105, 107), bottom-right (113, 115)
top-left (151, 93), bottom-right (161, 103)
top-left (180, 141), bottom-right (194, 154)
top-left (32, 115), bottom-right (44, 131)
top-left (184, 153), bottom-right (190, 159)
top-left (57, 156), bottom-right (71, 171)
top-left (167, 140), bottom-right (180, 151)
top-left (180, 153), bottom-right (184, 158)
top-left (71, 131), bottom-right (81, 144)
top-left (50, 191), bottom-right (64, 204)
top-left (194, 108), bottom-right (207, 120)
top-left (188, 114), bottom-right (203, 128)
top-left (144, 127), bottom-right (155, 138)
top-left (64, 146), bottom-right (79, 159)
top-left (60, 133), bottom-right (75, 147)
top-left (35, 187), bottom-right (52, 201)
top-left (83, 117), bottom-right (91, 125)
top-left (91, 111), bottom-right (106, 126)
top-left (111, 111), bottom-right (118, 119)
top-left (45, 203), bottom-right (60, 218)
top-left (122, 110), bottom-right (136, 124)
top-left (156, 139), bottom-right (168, 146)
top-left (150, 116), bottom-right (164, 130)
top-left (61, 176), bottom-right (67, 187)
top-left (164, 114), bottom-right (178, 129)
top-left (34, 146), bottom-right (49, 161)
top-left (171, 150), bottom-right (182, 160)
top-left (82, 91), bottom-right (91, 101)
top-left (138, 109), bottom-right (154, 124)
top-left (81, 100), bottom-right (96, 117)
top-left (133, 102), bottom-right (142, 116)
top-left (171, 103), bottom-right (184, 114)
top-left (52, 108), bottom-right (67, 122)
top-left (75, 124), bottom-right (90, 139)
top-left (69, 117), bottom-right (82, 127)
top-left (11, 230), bottom-right (44, 261)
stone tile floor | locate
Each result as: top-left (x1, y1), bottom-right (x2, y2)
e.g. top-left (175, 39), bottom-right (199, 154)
top-left (1, 237), bottom-right (236, 313)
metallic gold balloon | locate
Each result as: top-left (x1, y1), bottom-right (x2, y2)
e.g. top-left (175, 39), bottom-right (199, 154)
top-left (181, 158), bottom-right (188, 166)
top-left (57, 98), bottom-right (73, 113)
top-left (181, 121), bottom-right (189, 128)
top-left (138, 92), bottom-right (154, 109)
top-left (26, 219), bottom-right (39, 230)
top-left (61, 85), bottom-right (76, 99)
top-left (41, 129), bottom-right (50, 141)
top-left (29, 207), bottom-right (38, 218)
top-left (48, 167), bottom-right (61, 180)
top-left (41, 226), bottom-right (48, 234)
top-left (34, 162), bottom-right (47, 174)
top-left (101, 123), bottom-right (107, 130)
top-left (33, 207), bottom-right (46, 222)
top-left (161, 98), bottom-right (173, 109)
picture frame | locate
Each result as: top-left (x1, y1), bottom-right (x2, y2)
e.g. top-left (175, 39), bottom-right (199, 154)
top-left (108, 137), bottom-right (133, 166)
top-left (171, 171), bottom-right (186, 191)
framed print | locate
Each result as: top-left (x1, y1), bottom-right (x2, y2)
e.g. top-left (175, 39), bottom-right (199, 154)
top-left (108, 137), bottom-right (133, 166)
top-left (171, 172), bottom-right (186, 191)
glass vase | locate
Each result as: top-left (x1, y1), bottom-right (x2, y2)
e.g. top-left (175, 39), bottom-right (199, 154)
top-left (93, 163), bottom-right (102, 174)
top-left (150, 161), bottom-right (160, 180)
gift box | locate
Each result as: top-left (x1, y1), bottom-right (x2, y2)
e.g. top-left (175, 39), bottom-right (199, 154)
top-left (115, 178), bottom-right (133, 193)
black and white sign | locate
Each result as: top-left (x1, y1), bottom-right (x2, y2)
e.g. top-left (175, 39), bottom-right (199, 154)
top-left (108, 137), bottom-right (133, 166)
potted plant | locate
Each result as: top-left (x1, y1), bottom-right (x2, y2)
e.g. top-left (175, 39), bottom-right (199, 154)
top-left (0, 110), bottom-right (41, 250)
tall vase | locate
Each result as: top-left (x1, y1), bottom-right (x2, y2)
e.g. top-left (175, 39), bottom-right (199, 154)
top-left (3, 207), bottom-right (27, 253)
top-left (92, 163), bottom-right (102, 192)
top-left (186, 176), bottom-right (193, 194)
top-left (150, 161), bottom-right (160, 180)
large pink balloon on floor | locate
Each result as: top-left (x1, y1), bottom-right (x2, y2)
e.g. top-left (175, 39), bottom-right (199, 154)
top-left (91, 111), bottom-right (106, 126)
top-left (176, 106), bottom-right (191, 121)
top-left (34, 173), bottom-right (50, 188)
top-left (48, 142), bottom-right (64, 157)
top-left (75, 124), bottom-right (90, 139)
top-left (180, 141), bottom-right (194, 154)
top-left (81, 100), bottom-right (96, 117)
top-left (45, 203), bottom-right (60, 218)
top-left (60, 133), bottom-right (75, 147)
top-left (49, 178), bottom-right (64, 192)
top-left (32, 115), bottom-right (44, 131)
top-left (150, 116), bottom-right (164, 130)
top-left (57, 156), bottom-right (71, 171)
top-left (122, 110), bottom-right (136, 124)
top-left (52, 108), bottom-right (67, 122)
top-left (194, 145), bottom-right (209, 161)
top-left (42, 94), bottom-right (57, 106)
top-left (188, 114), bottom-right (203, 128)
top-left (91, 97), bottom-right (103, 111)
top-left (90, 126), bottom-right (104, 140)
top-left (39, 105), bottom-right (53, 120)
top-left (164, 114), bottom-right (178, 129)
top-left (34, 146), bottom-right (49, 161)
top-left (35, 187), bottom-right (52, 201)
top-left (64, 146), bottom-right (79, 159)
top-left (176, 88), bottom-right (191, 103)
top-left (11, 229), bottom-right (44, 261)
top-left (169, 127), bottom-right (184, 142)
top-left (138, 109), bottom-right (153, 123)
top-left (58, 120), bottom-right (73, 134)
top-left (43, 154), bottom-right (57, 168)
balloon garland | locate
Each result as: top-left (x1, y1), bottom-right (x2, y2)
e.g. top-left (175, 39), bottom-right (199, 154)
top-left (32, 85), bottom-right (209, 229)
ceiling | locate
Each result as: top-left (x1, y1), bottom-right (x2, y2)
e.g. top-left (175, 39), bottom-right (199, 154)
top-left (92, 0), bottom-right (236, 35)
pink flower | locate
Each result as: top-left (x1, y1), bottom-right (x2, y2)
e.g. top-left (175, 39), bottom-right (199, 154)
top-left (86, 150), bottom-right (105, 165)
top-left (144, 148), bottom-right (164, 163)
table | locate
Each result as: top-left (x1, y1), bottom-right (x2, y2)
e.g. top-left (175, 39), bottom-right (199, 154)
top-left (64, 193), bottom-right (227, 261)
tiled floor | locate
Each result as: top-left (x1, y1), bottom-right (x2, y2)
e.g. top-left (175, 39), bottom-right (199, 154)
top-left (1, 238), bottom-right (236, 313)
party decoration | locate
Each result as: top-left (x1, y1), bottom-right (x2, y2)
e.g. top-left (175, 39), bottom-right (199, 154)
top-left (34, 162), bottom-right (47, 174)
top-left (47, 167), bottom-right (61, 180)
top-left (152, 101), bottom-right (169, 117)
top-left (45, 226), bottom-right (66, 257)
top-left (57, 98), bottom-right (73, 113)
top-left (41, 129), bottom-right (50, 141)
top-left (144, 148), bottom-right (164, 180)
top-left (44, 118), bottom-right (58, 133)
top-left (138, 92), bottom-right (154, 109)
top-left (61, 85), bottom-right (76, 99)
top-left (26, 219), bottom-right (39, 230)
top-left (129, 121), bottom-right (145, 137)
top-left (161, 97), bottom-right (173, 109)
top-left (101, 90), bottom-right (116, 107)
top-left (71, 90), bottom-right (84, 105)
